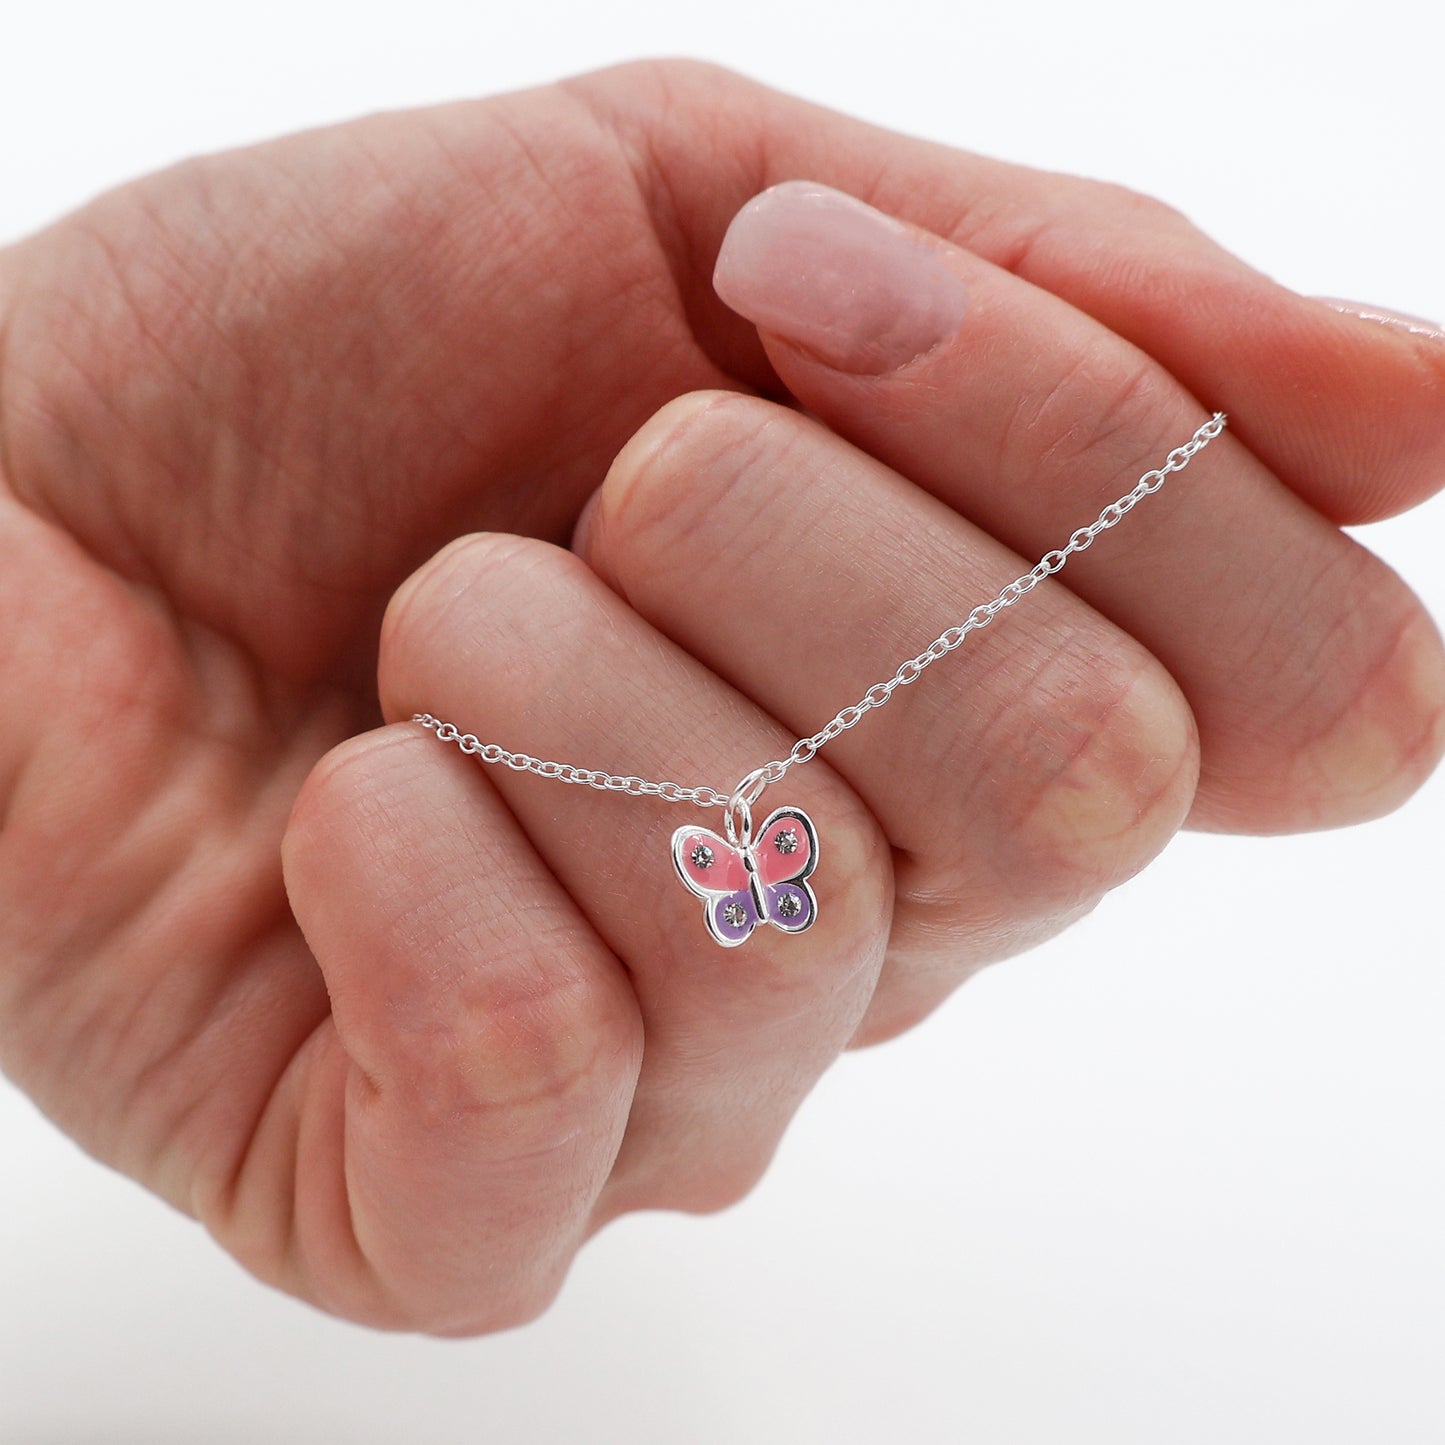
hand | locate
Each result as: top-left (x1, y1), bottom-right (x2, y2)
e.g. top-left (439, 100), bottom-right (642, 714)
top-left (1, 61), bottom-right (1440, 1335)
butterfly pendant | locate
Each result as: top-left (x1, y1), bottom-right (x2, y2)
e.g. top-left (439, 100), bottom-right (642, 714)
top-left (671, 807), bottom-right (819, 947)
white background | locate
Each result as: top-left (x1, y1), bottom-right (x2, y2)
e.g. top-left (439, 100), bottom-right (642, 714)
top-left (2, 2), bottom-right (1442, 1441)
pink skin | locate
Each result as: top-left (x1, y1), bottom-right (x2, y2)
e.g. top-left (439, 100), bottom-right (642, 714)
top-left (0, 60), bottom-right (1442, 1335)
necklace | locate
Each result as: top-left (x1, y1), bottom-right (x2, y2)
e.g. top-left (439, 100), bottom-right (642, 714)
top-left (417, 412), bottom-right (1227, 947)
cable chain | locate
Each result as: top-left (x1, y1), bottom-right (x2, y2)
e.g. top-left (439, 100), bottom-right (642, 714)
top-left (416, 412), bottom-right (1227, 808)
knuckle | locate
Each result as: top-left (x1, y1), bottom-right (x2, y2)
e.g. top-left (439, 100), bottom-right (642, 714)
top-left (1001, 338), bottom-right (1170, 487)
top-left (284, 726), bottom-right (412, 871)
top-left (1091, 178), bottom-right (1192, 231)
top-left (996, 644), bottom-right (1198, 908)
top-left (287, 743), bottom-right (638, 1138)
top-left (1249, 584), bottom-right (1445, 828)
top-left (371, 969), bottom-right (617, 1137)
top-left (381, 531), bottom-right (585, 662)
top-left (354, 910), bottom-right (632, 1140)
top-left (594, 390), bottom-right (780, 568)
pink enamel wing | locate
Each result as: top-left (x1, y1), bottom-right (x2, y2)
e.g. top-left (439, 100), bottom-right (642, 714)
top-left (671, 807), bottom-right (819, 947)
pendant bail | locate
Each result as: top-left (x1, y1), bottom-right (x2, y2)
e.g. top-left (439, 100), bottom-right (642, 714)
top-left (725, 764), bottom-right (771, 848)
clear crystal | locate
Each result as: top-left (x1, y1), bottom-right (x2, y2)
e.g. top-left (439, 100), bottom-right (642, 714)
top-left (723, 901), bottom-right (747, 928)
top-left (690, 842), bottom-right (714, 869)
top-left (776, 892), bottom-right (801, 918)
top-left (774, 829), bottom-right (799, 855)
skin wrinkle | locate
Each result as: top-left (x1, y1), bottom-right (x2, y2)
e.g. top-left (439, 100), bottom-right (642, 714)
top-left (1039, 356), bottom-right (1171, 487)
top-left (0, 481), bottom-right (356, 1205)
top-left (564, 63), bottom-right (802, 397)
top-left (199, 1016), bottom-right (309, 1290)
top-left (968, 196), bottom-right (1071, 281)
top-left (4, 567), bottom-right (331, 983)
top-left (1274, 549), bottom-right (1386, 714)
top-left (9, 208), bottom-right (383, 692)
top-left (606, 393), bottom-right (795, 583)
top-left (1191, 538), bottom-right (1431, 825)
top-left (569, 66), bottom-right (755, 363)
top-left (844, 885), bottom-right (1102, 1049)
top-left (879, 608), bottom-right (1083, 866)
top-left (5, 276), bottom-right (168, 588)
top-left (356, 1003), bottom-right (614, 1146)
top-left (5, 96), bottom-right (690, 687)
top-left (932, 501), bottom-right (1177, 877)
top-left (967, 636), bottom-right (1195, 902)
top-left (746, 273), bottom-right (1443, 838)
top-left (391, 535), bottom-right (566, 722)
top-left (300, 1037), bottom-right (390, 1322)
top-left (339, 1056), bottom-right (618, 1331)
top-left (2, 706), bottom-right (197, 1018)
top-left (217, 153), bottom-right (455, 582)
top-left (8, 712), bottom-right (306, 1158)
top-left (142, 926), bottom-right (323, 1214)
top-left (107, 169), bottom-right (280, 426)
top-left (278, 751), bottom-right (630, 1335)
top-left (999, 333), bottom-right (1168, 494)
top-left (184, 156), bottom-right (460, 611)
top-left (904, 874), bottom-right (1097, 963)
top-left (62, 208), bottom-right (225, 543)
top-left (419, 96), bottom-right (702, 459)
top-left (1294, 606), bottom-right (1445, 815)
top-left (485, 100), bottom-right (603, 254)
top-left (290, 732), bottom-right (628, 1115)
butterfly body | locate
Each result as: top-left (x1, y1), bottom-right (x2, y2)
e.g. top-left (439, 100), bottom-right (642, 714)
top-left (671, 806), bottom-right (819, 947)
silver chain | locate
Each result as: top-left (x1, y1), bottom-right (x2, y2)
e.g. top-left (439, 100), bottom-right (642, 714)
top-left (416, 411), bottom-right (1227, 821)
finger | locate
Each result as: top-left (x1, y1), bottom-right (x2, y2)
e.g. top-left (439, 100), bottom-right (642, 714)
top-left (378, 534), bottom-right (890, 1214)
top-left (278, 725), bottom-right (642, 1333)
top-left (6, 65), bottom-right (1439, 694)
top-left (575, 392), bottom-right (1198, 1043)
top-left (707, 183), bottom-right (1445, 833)
top-left (576, 61), bottom-right (1445, 526)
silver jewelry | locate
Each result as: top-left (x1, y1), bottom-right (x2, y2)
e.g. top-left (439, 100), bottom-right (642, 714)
top-left (416, 412), bottom-right (1227, 945)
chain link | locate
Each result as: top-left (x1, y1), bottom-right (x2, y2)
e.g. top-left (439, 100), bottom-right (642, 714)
top-left (412, 715), bottom-right (732, 807)
top-left (417, 412), bottom-right (1227, 807)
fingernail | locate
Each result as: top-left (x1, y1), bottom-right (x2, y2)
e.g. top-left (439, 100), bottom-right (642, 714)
top-left (1315, 296), bottom-right (1445, 342)
top-left (714, 181), bottom-right (968, 375)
